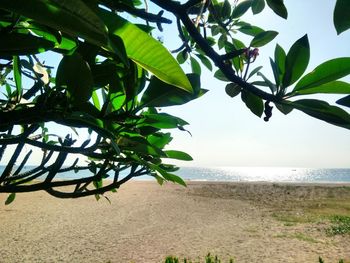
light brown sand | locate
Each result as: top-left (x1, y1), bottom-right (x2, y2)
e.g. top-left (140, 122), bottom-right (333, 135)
top-left (1, 181), bottom-right (350, 263)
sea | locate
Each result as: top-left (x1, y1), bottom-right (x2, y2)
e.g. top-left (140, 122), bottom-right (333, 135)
top-left (2, 166), bottom-right (350, 183)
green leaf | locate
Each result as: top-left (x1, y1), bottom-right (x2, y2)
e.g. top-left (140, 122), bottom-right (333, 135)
top-left (56, 53), bottom-right (93, 104)
top-left (13, 56), bottom-right (22, 97)
top-left (225, 83), bottom-right (241, 98)
top-left (149, 164), bottom-right (186, 186)
top-left (291, 81), bottom-right (350, 96)
top-left (222, 0), bottom-right (232, 20)
top-left (238, 25), bottom-right (264, 37)
top-left (195, 53), bottom-right (213, 71)
top-left (248, 66), bottom-right (263, 80)
top-left (334, 0), bottom-right (350, 35)
top-left (214, 69), bottom-right (230, 82)
top-left (337, 95), bottom-right (350, 108)
top-left (282, 34), bottom-right (310, 88)
top-left (257, 72), bottom-right (277, 93)
top-left (147, 133), bottom-right (172, 149)
top-left (294, 58), bottom-right (350, 92)
top-left (1, 0), bottom-right (108, 47)
top-left (250, 30), bottom-right (278, 47)
top-left (270, 58), bottom-right (280, 87)
top-left (176, 50), bottom-right (188, 64)
top-left (190, 57), bottom-right (201, 75)
top-left (164, 150), bottom-right (193, 161)
top-left (0, 33), bottom-right (55, 56)
top-left (5, 193), bottom-right (16, 205)
top-left (231, 0), bottom-right (252, 19)
top-left (218, 34), bottom-right (227, 50)
top-left (108, 34), bottom-right (129, 66)
top-left (140, 74), bottom-right (206, 108)
top-left (274, 44), bottom-right (286, 84)
top-left (119, 135), bottom-right (163, 156)
top-left (275, 102), bottom-right (293, 115)
top-left (138, 113), bottom-right (188, 129)
top-left (91, 90), bottom-right (101, 110)
top-left (162, 172), bottom-right (187, 187)
top-left (99, 9), bottom-right (192, 93)
top-left (252, 0), bottom-right (265, 14)
top-left (290, 99), bottom-right (350, 129)
top-left (241, 90), bottom-right (264, 117)
top-left (265, 0), bottom-right (288, 19)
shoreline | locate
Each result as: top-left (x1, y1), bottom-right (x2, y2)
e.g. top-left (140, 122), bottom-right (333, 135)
top-left (1, 181), bottom-right (350, 263)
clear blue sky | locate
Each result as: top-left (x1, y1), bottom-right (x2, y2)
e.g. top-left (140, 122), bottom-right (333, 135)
top-left (161, 0), bottom-right (350, 168)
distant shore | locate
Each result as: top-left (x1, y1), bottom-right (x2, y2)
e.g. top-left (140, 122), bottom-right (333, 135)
top-left (1, 181), bottom-right (350, 263)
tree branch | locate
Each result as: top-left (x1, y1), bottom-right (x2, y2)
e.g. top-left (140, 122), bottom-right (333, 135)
top-left (150, 0), bottom-right (278, 102)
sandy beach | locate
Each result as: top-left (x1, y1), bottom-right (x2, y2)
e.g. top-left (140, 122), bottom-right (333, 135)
top-left (1, 181), bottom-right (350, 263)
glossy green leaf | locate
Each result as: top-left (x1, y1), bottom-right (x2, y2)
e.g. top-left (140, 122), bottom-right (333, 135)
top-left (149, 164), bottom-right (186, 186)
top-left (225, 83), bottom-right (241, 98)
top-left (195, 53), bottom-right (213, 71)
top-left (0, 0), bottom-right (108, 47)
top-left (250, 30), bottom-right (278, 47)
top-left (274, 44), bottom-right (286, 84)
top-left (238, 25), bottom-right (264, 37)
top-left (13, 56), bottom-right (22, 97)
top-left (222, 0), bottom-right (232, 20)
top-left (28, 22), bottom-right (77, 51)
top-left (0, 33), bottom-right (55, 55)
top-left (290, 99), bottom-right (350, 129)
top-left (241, 90), bottom-right (264, 117)
top-left (337, 95), bottom-right (350, 108)
top-left (270, 58), bottom-right (280, 87)
top-left (252, 0), bottom-right (265, 14)
top-left (294, 58), bottom-right (350, 91)
top-left (282, 34), bottom-right (310, 88)
top-left (257, 72), bottom-right (277, 93)
top-left (138, 113), bottom-right (188, 129)
top-left (218, 34), bottom-right (227, 50)
top-left (214, 69), bottom-right (230, 82)
top-left (91, 90), bottom-right (101, 110)
top-left (5, 193), bottom-right (16, 205)
top-left (164, 150), bottom-right (193, 161)
top-left (162, 172), bottom-right (187, 187)
top-left (231, 0), bottom-right (252, 19)
top-left (147, 133), bottom-right (172, 149)
top-left (190, 57), bottom-right (201, 75)
top-left (334, 0), bottom-right (350, 35)
top-left (275, 102), bottom-right (293, 115)
top-left (291, 81), bottom-right (350, 96)
top-left (266, 0), bottom-right (288, 19)
top-left (176, 50), bottom-right (188, 64)
top-left (108, 34), bottom-right (129, 66)
top-left (56, 53), bottom-right (93, 104)
top-left (248, 66), bottom-right (263, 80)
top-left (99, 9), bottom-right (192, 93)
top-left (119, 135), bottom-right (164, 156)
top-left (140, 74), bottom-right (205, 108)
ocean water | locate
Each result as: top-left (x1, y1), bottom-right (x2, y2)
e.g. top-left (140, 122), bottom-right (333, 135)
top-left (2, 166), bottom-right (350, 183)
top-left (174, 167), bottom-right (350, 183)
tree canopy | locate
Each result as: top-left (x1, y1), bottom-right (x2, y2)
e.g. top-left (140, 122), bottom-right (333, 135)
top-left (0, 0), bottom-right (350, 203)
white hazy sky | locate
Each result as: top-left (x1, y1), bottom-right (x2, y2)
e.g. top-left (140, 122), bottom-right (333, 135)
top-left (162, 0), bottom-right (350, 168)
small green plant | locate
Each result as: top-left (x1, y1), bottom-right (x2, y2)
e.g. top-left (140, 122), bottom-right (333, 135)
top-left (164, 254), bottom-right (234, 263)
top-left (326, 215), bottom-right (350, 236)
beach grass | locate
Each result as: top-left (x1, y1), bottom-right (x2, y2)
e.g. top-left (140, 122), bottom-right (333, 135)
top-left (268, 192), bottom-right (350, 236)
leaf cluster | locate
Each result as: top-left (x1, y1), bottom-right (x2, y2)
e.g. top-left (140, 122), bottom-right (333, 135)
top-left (1, 0), bottom-right (350, 200)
